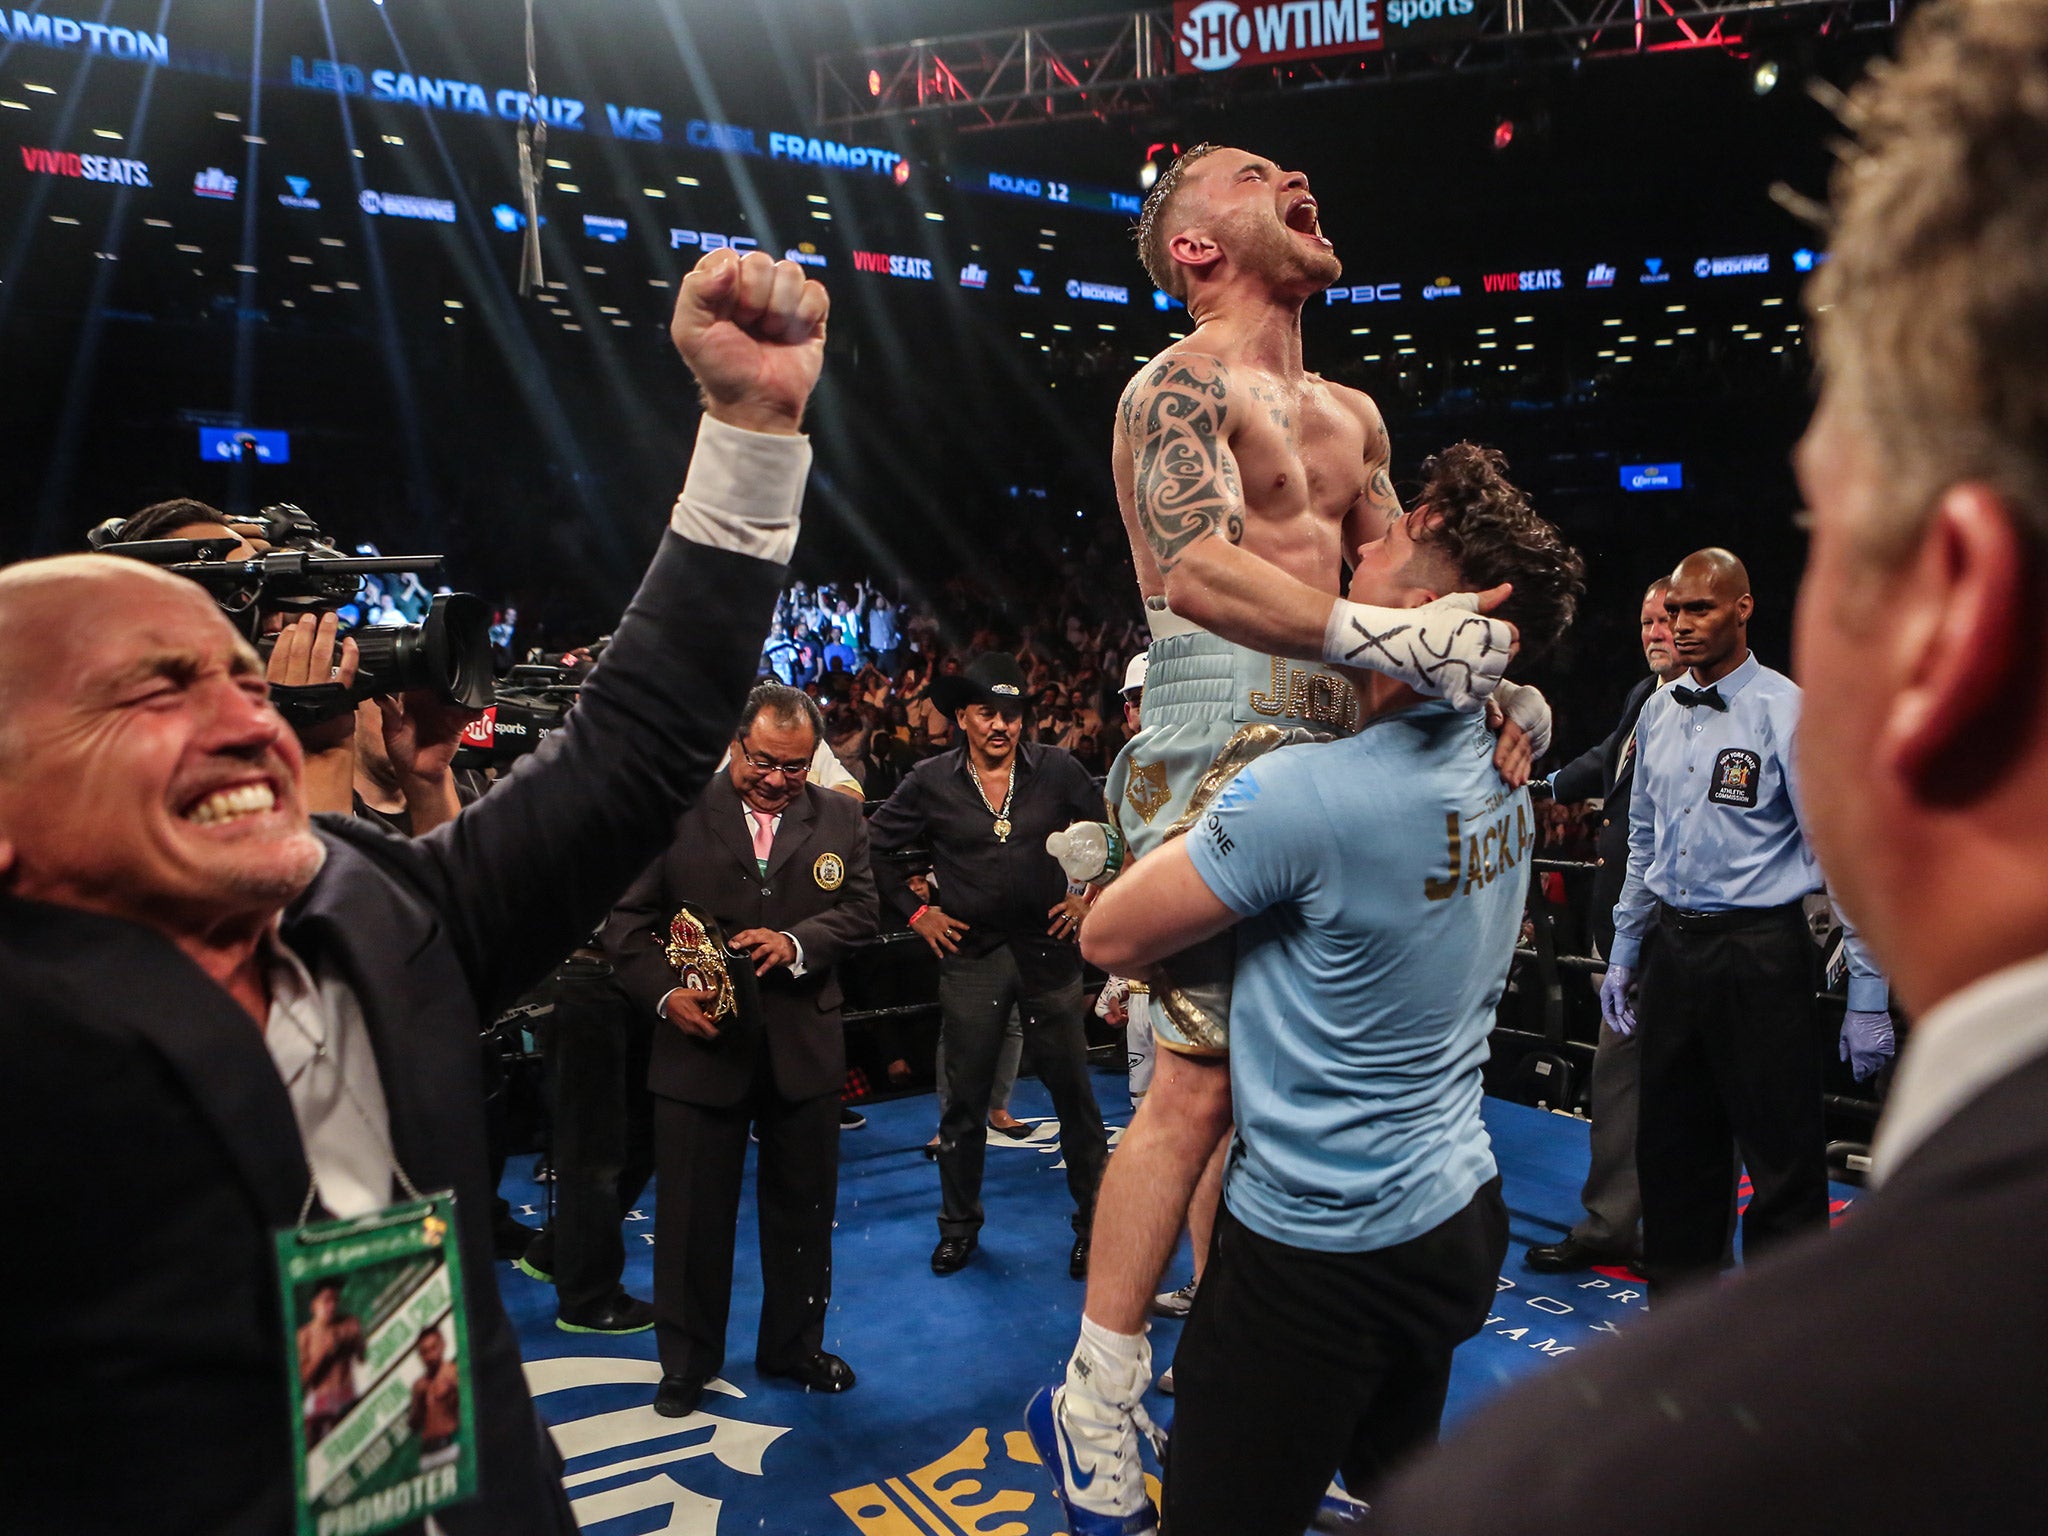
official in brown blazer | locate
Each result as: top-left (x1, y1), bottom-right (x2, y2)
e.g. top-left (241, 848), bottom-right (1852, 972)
top-left (605, 684), bottom-right (878, 1419)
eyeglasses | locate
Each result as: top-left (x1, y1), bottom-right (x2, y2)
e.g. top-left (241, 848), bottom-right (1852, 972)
top-left (738, 742), bottom-right (812, 778)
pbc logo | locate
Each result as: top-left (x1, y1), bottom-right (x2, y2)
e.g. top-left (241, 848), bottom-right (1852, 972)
top-left (1710, 748), bottom-right (1761, 809)
top-left (670, 227), bottom-right (757, 252)
top-left (1324, 282), bottom-right (1402, 305)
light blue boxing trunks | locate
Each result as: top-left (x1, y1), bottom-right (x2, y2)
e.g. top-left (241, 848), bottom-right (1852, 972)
top-left (1102, 616), bottom-right (1360, 1054)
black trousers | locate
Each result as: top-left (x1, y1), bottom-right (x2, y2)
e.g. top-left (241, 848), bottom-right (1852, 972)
top-left (1165, 1181), bottom-right (1508, 1536)
top-left (652, 1074), bottom-right (839, 1381)
top-left (530, 966), bottom-right (655, 1315)
top-left (936, 946), bottom-right (1107, 1239)
top-left (1636, 901), bottom-right (1825, 1291)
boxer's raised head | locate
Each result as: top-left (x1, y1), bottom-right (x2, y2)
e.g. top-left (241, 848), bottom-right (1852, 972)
top-left (1136, 144), bottom-right (1341, 309)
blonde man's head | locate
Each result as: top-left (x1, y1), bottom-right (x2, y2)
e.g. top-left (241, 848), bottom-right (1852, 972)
top-left (1134, 143), bottom-right (1227, 300)
top-left (1810, 0), bottom-right (2048, 562)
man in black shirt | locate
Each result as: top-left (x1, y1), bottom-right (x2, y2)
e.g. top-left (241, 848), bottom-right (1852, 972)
top-left (868, 654), bottom-right (1110, 1277)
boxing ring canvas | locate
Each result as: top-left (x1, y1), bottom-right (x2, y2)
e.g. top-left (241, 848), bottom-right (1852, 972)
top-left (497, 1074), bottom-right (1857, 1535)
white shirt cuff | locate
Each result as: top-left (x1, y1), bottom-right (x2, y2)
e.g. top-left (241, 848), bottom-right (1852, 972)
top-left (785, 932), bottom-right (807, 978)
top-left (667, 413), bottom-right (812, 565)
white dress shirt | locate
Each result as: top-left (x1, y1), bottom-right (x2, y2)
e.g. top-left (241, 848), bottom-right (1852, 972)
top-left (1871, 949), bottom-right (2048, 1184)
top-left (263, 932), bottom-right (398, 1219)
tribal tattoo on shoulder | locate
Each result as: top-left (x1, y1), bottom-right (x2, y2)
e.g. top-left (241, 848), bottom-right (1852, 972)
top-left (1127, 357), bottom-right (1244, 570)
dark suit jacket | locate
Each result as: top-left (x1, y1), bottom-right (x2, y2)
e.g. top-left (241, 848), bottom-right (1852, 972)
top-left (1373, 1043), bottom-right (2048, 1534)
top-left (1552, 672), bottom-right (1661, 954)
top-left (0, 533), bottom-right (782, 1535)
top-left (605, 773), bottom-right (878, 1105)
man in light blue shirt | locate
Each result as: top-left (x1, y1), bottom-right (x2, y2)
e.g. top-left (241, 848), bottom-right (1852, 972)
top-left (1602, 547), bottom-right (1894, 1293)
top-left (1074, 445), bottom-right (1584, 1536)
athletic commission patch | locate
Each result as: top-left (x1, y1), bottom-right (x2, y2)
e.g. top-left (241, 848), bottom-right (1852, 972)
top-left (1125, 760), bottom-right (1171, 824)
top-left (814, 852), bottom-right (846, 891)
top-left (1710, 747), bottom-right (1761, 808)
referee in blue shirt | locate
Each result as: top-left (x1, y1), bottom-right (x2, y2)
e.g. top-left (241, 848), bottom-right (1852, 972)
top-left (1604, 548), bottom-right (1895, 1293)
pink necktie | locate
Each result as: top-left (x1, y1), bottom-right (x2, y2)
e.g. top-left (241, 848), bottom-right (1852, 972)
top-left (749, 809), bottom-right (775, 863)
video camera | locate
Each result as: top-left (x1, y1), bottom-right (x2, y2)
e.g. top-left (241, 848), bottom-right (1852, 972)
top-left (455, 660), bottom-right (582, 771)
top-left (90, 504), bottom-right (495, 727)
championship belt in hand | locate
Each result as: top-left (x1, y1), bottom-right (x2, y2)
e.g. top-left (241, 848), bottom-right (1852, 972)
top-left (663, 903), bottom-right (760, 1035)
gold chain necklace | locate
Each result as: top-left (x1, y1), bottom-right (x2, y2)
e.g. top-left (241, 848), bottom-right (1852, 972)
top-left (969, 756), bottom-right (1017, 842)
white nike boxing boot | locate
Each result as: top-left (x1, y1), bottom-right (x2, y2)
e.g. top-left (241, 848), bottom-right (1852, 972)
top-left (1024, 1320), bottom-right (1163, 1534)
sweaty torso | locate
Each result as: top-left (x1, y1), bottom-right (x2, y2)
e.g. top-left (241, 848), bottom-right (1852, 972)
top-left (1114, 336), bottom-right (1389, 600)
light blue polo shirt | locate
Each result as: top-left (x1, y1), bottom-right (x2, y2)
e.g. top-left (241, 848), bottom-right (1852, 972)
top-left (1186, 702), bottom-right (1533, 1253)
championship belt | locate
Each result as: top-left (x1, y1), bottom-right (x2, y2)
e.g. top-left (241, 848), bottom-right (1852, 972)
top-left (663, 903), bottom-right (760, 1035)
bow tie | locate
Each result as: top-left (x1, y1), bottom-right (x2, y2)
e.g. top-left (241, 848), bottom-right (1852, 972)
top-left (1672, 684), bottom-right (1728, 712)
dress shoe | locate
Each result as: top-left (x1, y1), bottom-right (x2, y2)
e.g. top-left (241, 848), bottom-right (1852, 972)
top-left (652, 1374), bottom-right (705, 1418)
top-left (492, 1213), bottom-right (540, 1262)
top-left (761, 1351), bottom-right (856, 1393)
top-left (931, 1235), bottom-right (977, 1274)
top-left (1069, 1232), bottom-right (1090, 1281)
top-left (1524, 1236), bottom-right (1635, 1274)
top-left (988, 1111), bottom-right (1032, 1139)
top-left (840, 1106), bottom-right (868, 1130)
top-left (557, 1290), bottom-right (656, 1335)
top-left (513, 1230), bottom-right (554, 1286)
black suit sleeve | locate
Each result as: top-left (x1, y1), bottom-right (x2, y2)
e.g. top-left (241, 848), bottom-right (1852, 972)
top-left (1550, 736), bottom-right (1609, 804)
top-left (787, 806), bottom-right (878, 973)
top-left (1554, 674), bottom-right (1659, 802)
top-left (602, 849), bottom-right (678, 1021)
top-left (388, 532), bottom-right (781, 1017)
top-left (863, 765), bottom-right (930, 922)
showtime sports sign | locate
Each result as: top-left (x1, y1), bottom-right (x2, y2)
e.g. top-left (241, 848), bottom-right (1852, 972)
top-left (1174, 0), bottom-right (1477, 72)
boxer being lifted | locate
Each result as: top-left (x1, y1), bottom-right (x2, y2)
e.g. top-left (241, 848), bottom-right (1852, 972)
top-left (1031, 144), bottom-right (1546, 1533)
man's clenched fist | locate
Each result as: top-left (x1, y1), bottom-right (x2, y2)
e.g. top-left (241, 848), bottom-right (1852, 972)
top-left (669, 248), bottom-right (829, 436)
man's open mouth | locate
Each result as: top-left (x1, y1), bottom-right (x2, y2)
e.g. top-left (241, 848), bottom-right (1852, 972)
top-left (1286, 196), bottom-right (1330, 245)
top-left (181, 779), bottom-right (278, 827)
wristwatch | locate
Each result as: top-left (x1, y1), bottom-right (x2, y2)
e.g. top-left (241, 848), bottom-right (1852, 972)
top-left (1528, 778), bottom-right (1554, 802)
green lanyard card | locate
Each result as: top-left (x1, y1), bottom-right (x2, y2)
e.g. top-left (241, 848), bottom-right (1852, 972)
top-left (274, 1190), bottom-right (478, 1536)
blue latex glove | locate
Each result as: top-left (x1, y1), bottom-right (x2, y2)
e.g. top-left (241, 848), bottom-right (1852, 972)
top-left (1599, 964), bottom-right (1638, 1037)
top-left (1840, 1009), bottom-right (1897, 1082)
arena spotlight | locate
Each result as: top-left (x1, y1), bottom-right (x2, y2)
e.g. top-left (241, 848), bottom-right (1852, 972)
top-left (868, 69), bottom-right (882, 97)
top-left (1753, 60), bottom-right (1781, 95)
top-left (1139, 142), bottom-right (1181, 191)
top-left (1491, 117), bottom-right (1515, 152)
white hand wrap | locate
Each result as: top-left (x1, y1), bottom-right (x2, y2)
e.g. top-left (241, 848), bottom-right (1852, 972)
top-left (1322, 592), bottom-right (1515, 710)
top-left (1491, 679), bottom-right (1553, 758)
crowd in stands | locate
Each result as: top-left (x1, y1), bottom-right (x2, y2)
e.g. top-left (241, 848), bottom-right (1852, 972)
top-left (756, 573), bottom-right (1150, 788)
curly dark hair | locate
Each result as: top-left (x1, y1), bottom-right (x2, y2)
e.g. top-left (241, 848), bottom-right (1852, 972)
top-left (1408, 443), bottom-right (1585, 668)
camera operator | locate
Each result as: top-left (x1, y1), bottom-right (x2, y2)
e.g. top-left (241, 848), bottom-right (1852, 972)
top-left (111, 497), bottom-right (273, 560)
top-left (348, 694), bottom-right (487, 836)
top-left (0, 247), bottom-right (828, 1535)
